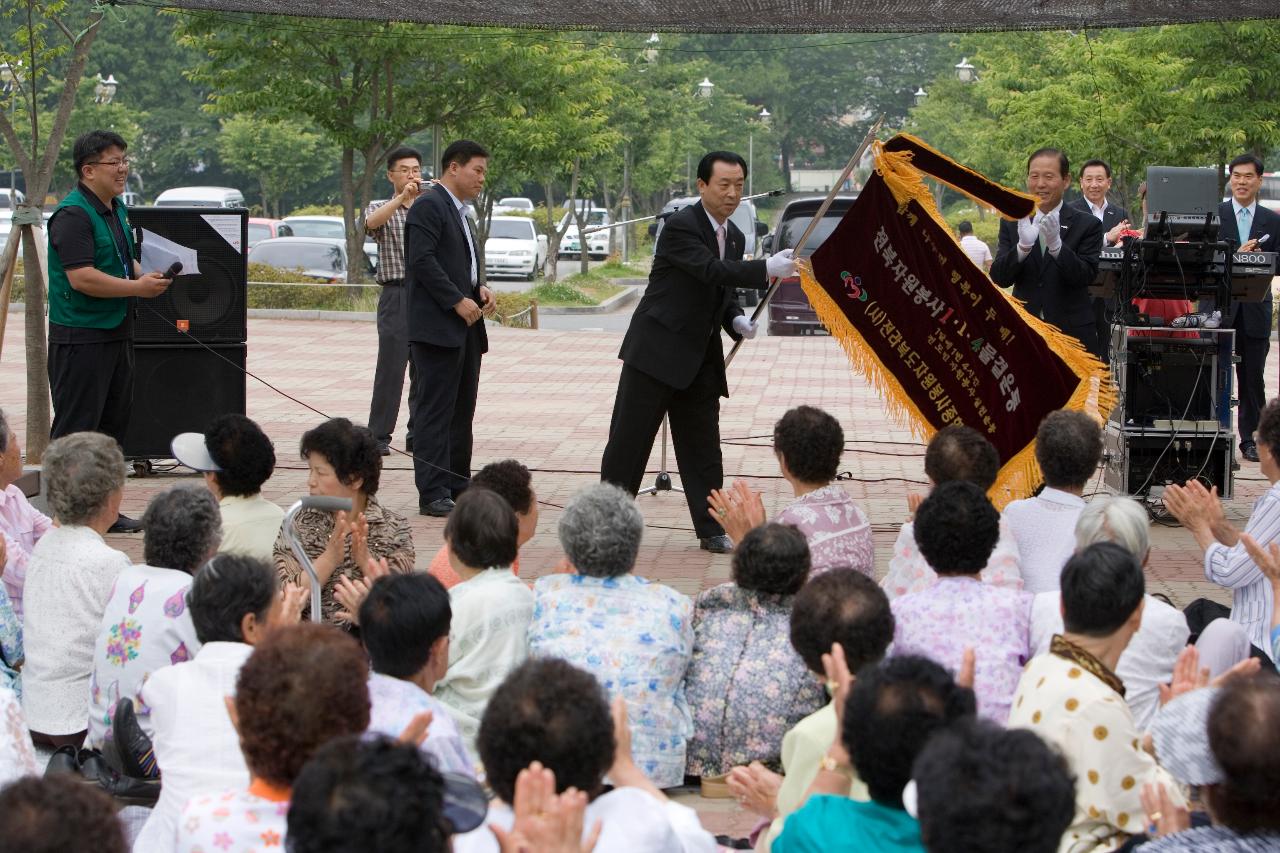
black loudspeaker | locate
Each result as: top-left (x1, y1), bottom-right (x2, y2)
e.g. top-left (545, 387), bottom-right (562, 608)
top-left (123, 344), bottom-right (247, 460)
top-left (127, 207), bottom-right (248, 344)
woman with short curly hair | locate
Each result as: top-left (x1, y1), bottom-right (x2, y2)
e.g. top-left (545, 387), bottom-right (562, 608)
top-left (273, 417), bottom-right (414, 624)
top-left (86, 484), bottom-right (221, 752)
top-left (176, 622), bottom-right (370, 852)
top-left (683, 523), bottom-right (826, 786)
top-left (22, 432), bottom-right (132, 748)
top-left (711, 406), bottom-right (873, 576)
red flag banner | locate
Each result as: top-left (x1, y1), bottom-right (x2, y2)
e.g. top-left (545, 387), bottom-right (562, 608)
top-left (799, 134), bottom-right (1116, 506)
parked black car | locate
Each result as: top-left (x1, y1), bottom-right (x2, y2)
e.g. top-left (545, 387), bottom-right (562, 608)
top-left (762, 195), bottom-right (858, 336)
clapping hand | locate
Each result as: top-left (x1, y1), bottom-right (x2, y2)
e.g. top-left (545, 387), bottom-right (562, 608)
top-left (726, 762), bottom-right (781, 819)
top-left (1158, 644), bottom-right (1260, 706)
top-left (1140, 782), bottom-right (1190, 838)
top-left (821, 642), bottom-right (855, 769)
top-left (1016, 217), bottom-right (1039, 250)
top-left (492, 762), bottom-right (602, 853)
top-left (1163, 481), bottom-right (1223, 534)
top-left (349, 512), bottom-right (371, 573)
top-left (707, 480), bottom-right (766, 543)
top-left (333, 555), bottom-right (391, 626)
top-left (1038, 213), bottom-right (1062, 254)
top-left (275, 582), bottom-right (308, 626)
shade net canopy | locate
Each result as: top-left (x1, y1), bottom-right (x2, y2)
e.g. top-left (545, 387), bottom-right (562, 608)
top-left (133, 0), bottom-right (1279, 33)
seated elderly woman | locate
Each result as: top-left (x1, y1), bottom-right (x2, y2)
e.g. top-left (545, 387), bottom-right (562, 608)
top-left (428, 460), bottom-right (537, 588)
top-left (528, 482), bottom-right (693, 789)
top-left (452, 657), bottom-right (717, 852)
top-left (433, 488), bottom-right (534, 753)
top-left (711, 406), bottom-right (873, 574)
top-left (1029, 495), bottom-right (1191, 731)
top-left (684, 523), bottom-right (826, 789)
top-left (0, 407), bottom-right (53, 620)
top-left (890, 481), bottom-right (1032, 723)
top-left (22, 432), bottom-right (132, 748)
top-left (172, 414), bottom-right (284, 561)
top-left (273, 417), bottom-right (414, 623)
top-left (1001, 410), bottom-right (1104, 593)
top-left (134, 554), bottom-right (299, 853)
top-left (773, 656), bottom-right (976, 852)
top-left (0, 775), bottom-right (128, 853)
top-left (176, 622), bottom-right (370, 853)
top-left (86, 484), bottom-right (220, 753)
top-left (880, 425), bottom-right (1022, 599)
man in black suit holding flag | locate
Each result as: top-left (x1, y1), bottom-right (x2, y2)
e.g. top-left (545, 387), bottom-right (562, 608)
top-left (601, 151), bottom-right (796, 553)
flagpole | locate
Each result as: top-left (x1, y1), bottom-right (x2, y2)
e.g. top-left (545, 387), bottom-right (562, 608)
top-left (724, 115), bottom-right (884, 369)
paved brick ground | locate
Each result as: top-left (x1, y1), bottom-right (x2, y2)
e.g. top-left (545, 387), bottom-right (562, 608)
top-left (2, 312), bottom-right (1272, 838)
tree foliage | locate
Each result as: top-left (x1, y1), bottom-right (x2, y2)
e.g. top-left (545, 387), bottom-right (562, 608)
top-left (217, 115), bottom-right (331, 217)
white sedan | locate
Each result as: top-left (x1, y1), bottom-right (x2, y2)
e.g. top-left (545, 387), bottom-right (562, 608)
top-left (485, 216), bottom-right (547, 280)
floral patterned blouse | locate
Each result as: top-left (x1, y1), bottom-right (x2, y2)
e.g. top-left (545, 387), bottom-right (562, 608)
top-left (683, 584), bottom-right (826, 777)
top-left (273, 495), bottom-right (414, 624)
top-left (177, 782), bottom-right (290, 853)
top-left (880, 518), bottom-right (1023, 600)
top-left (528, 573), bottom-right (694, 789)
top-left (0, 584), bottom-right (21, 696)
top-left (774, 485), bottom-right (874, 576)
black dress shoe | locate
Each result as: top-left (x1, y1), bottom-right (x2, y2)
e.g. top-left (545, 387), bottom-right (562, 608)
top-left (420, 497), bottom-right (456, 517)
top-left (107, 514), bottom-right (144, 534)
top-left (699, 534), bottom-right (734, 554)
top-left (44, 744), bottom-right (79, 776)
top-left (377, 443), bottom-right (391, 457)
top-left (113, 698), bottom-right (158, 779)
top-left (1243, 442), bottom-right (1260, 463)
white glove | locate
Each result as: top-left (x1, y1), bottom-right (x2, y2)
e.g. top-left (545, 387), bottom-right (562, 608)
top-left (766, 248), bottom-right (797, 279)
top-left (1039, 213), bottom-right (1062, 255)
top-left (1016, 217), bottom-right (1038, 251)
top-left (732, 315), bottom-right (758, 339)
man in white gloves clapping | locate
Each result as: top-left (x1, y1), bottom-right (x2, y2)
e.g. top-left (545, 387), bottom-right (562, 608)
top-left (990, 147), bottom-right (1105, 359)
top-left (602, 150), bottom-right (794, 553)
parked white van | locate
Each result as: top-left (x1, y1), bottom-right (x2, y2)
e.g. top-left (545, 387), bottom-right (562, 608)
top-left (154, 186), bottom-right (246, 208)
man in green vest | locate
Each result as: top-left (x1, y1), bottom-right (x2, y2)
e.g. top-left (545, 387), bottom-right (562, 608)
top-left (47, 130), bottom-right (173, 532)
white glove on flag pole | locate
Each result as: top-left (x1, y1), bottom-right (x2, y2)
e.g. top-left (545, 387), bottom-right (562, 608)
top-left (766, 247), bottom-right (797, 279)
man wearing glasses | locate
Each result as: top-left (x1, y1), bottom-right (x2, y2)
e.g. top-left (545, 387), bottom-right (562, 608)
top-left (46, 130), bottom-right (172, 532)
top-left (364, 147), bottom-right (427, 456)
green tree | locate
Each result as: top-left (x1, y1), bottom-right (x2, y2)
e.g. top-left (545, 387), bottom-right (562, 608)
top-left (217, 115), bottom-right (330, 217)
top-left (0, 0), bottom-right (105, 458)
top-left (179, 15), bottom-right (520, 279)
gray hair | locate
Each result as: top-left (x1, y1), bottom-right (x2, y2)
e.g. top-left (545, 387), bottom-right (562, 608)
top-left (43, 432), bottom-right (125, 525)
top-left (142, 484), bottom-right (223, 573)
top-left (558, 482), bottom-right (643, 578)
top-left (1075, 495), bottom-right (1149, 562)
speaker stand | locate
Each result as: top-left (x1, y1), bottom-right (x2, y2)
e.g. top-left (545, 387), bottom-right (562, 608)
top-left (638, 417), bottom-right (684, 496)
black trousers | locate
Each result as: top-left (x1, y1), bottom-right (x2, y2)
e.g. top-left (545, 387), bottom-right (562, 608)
top-left (1234, 326), bottom-right (1270, 445)
top-left (600, 339), bottom-right (725, 539)
top-left (367, 282), bottom-right (418, 445)
top-left (409, 324), bottom-right (482, 504)
top-left (48, 338), bottom-right (134, 445)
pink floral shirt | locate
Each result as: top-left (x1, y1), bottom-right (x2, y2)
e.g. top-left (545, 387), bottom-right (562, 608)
top-left (890, 576), bottom-right (1033, 723)
top-left (881, 518), bottom-right (1023, 600)
top-left (774, 485), bottom-right (873, 576)
top-left (178, 786), bottom-right (289, 852)
top-left (0, 484), bottom-right (54, 620)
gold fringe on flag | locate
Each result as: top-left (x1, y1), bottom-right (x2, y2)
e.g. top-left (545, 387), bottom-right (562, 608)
top-left (798, 136), bottom-right (1117, 507)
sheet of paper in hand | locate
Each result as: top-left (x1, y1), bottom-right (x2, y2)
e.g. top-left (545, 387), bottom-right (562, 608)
top-left (798, 133), bottom-right (1115, 506)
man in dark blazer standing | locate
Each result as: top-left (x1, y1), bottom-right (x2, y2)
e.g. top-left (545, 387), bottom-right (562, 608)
top-left (601, 151), bottom-right (796, 553)
top-left (991, 148), bottom-right (1105, 359)
top-left (1219, 153), bottom-right (1279, 462)
top-left (1069, 158), bottom-right (1130, 362)
top-left (404, 139), bottom-right (495, 516)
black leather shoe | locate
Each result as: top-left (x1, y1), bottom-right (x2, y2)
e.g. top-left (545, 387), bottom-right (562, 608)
top-left (1243, 442), bottom-right (1260, 463)
top-left (699, 534), bottom-right (734, 554)
top-left (420, 497), bottom-right (456, 517)
top-left (113, 698), bottom-right (158, 779)
top-left (77, 748), bottom-right (110, 783)
top-left (377, 443), bottom-right (391, 456)
top-left (107, 514), bottom-right (144, 534)
top-left (44, 744), bottom-right (79, 777)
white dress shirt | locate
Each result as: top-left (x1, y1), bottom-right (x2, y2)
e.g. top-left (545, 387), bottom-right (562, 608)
top-left (959, 234), bottom-right (992, 268)
top-left (441, 183), bottom-right (478, 285)
top-left (1086, 199), bottom-right (1109, 221)
top-left (452, 786), bottom-right (717, 853)
top-left (132, 642), bottom-right (254, 853)
top-left (21, 525), bottom-right (130, 734)
top-left (1030, 592), bottom-right (1190, 731)
top-left (1001, 488), bottom-right (1086, 593)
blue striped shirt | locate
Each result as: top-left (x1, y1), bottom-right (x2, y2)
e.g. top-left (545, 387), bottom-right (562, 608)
top-left (1205, 482), bottom-right (1280, 661)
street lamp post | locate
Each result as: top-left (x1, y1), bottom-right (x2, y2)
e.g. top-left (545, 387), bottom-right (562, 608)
top-left (748, 107), bottom-right (770, 198)
top-left (913, 86), bottom-right (928, 107)
top-left (955, 57), bottom-right (977, 83)
top-left (94, 73), bottom-right (118, 105)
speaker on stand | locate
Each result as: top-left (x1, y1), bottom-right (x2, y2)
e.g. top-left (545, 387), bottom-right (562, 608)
top-left (122, 207), bottom-right (249, 466)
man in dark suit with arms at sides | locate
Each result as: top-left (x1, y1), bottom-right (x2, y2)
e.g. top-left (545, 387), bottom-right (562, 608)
top-left (601, 151), bottom-right (797, 553)
top-left (992, 148), bottom-right (1105, 359)
top-left (1070, 158), bottom-right (1129, 362)
top-left (1219, 154), bottom-right (1279, 463)
top-left (404, 140), bottom-right (496, 516)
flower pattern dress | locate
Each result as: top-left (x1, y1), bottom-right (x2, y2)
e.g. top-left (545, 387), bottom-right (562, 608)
top-left (774, 485), bottom-right (874, 576)
top-left (177, 785), bottom-right (289, 853)
top-left (0, 584), bottom-right (22, 696)
top-left (529, 574), bottom-right (694, 789)
top-left (87, 564), bottom-right (201, 750)
top-left (683, 584), bottom-right (825, 777)
top-left (880, 518), bottom-right (1023, 600)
